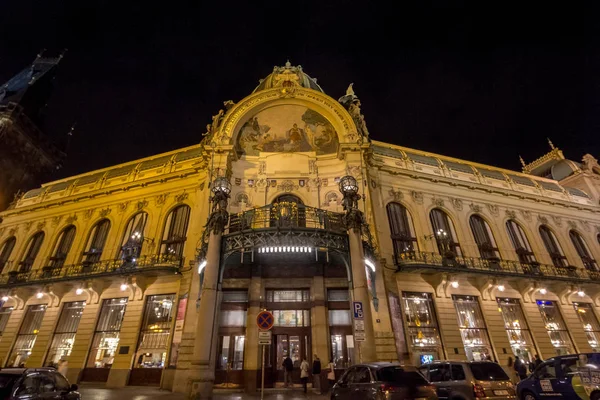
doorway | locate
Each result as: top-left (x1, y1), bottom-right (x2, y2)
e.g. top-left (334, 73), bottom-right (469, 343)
top-left (271, 328), bottom-right (311, 386)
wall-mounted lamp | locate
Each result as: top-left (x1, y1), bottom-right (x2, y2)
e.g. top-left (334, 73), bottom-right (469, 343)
top-left (539, 288), bottom-right (547, 295)
top-left (497, 285), bottom-right (505, 292)
top-left (450, 280), bottom-right (459, 289)
top-left (198, 260), bottom-right (207, 274)
top-left (76, 288), bottom-right (84, 295)
top-left (120, 283), bottom-right (128, 292)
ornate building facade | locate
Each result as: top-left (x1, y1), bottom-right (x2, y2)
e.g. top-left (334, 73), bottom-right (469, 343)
top-left (0, 63), bottom-right (599, 397)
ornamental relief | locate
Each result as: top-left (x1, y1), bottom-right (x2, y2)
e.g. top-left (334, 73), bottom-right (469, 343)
top-left (175, 192), bottom-right (189, 203)
top-left (551, 216), bottom-right (563, 227)
top-left (431, 197), bottom-right (444, 208)
top-left (388, 188), bottom-right (404, 202)
top-left (155, 194), bottom-right (168, 207)
top-left (581, 220), bottom-right (591, 232)
top-left (469, 203), bottom-right (482, 213)
top-left (277, 180), bottom-right (299, 193)
top-left (411, 191), bottom-right (424, 205)
top-left (537, 215), bottom-right (549, 225)
top-left (567, 220), bottom-right (577, 229)
top-left (66, 215), bottom-right (78, 224)
top-left (451, 198), bottom-right (463, 211)
top-left (37, 221), bottom-right (46, 231)
top-left (51, 215), bottom-right (63, 227)
top-left (521, 210), bottom-right (532, 221)
top-left (323, 191), bottom-right (340, 207)
top-left (99, 208), bottom-right (111, 218)
top-left (505, 210), bottom-right (516, 220)
top-left (117, 202), bottom-right (129, 214)
top-left (136, 200), bottom-right (149, 211)
top-left (486, 204), bottom-right (499, 217)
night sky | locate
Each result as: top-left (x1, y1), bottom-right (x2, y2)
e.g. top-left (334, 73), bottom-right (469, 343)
top-left (1, 1), bottom-right (598, 179)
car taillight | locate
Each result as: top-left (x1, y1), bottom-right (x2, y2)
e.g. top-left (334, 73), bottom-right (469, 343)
top-left (379, 384), bottom-right (397, 392)
top-left (473, 383), bottom-right (486, 398)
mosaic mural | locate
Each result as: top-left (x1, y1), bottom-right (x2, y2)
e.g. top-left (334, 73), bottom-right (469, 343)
top-left (237, 105), bottom-right (338, 156)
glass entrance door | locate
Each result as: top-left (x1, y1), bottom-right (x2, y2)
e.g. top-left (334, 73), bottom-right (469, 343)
top-left (272, 330), bottom-right (310, 387)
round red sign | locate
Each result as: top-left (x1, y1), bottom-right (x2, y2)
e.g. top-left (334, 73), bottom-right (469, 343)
top-left (256, 310), bottom-right (274, 330)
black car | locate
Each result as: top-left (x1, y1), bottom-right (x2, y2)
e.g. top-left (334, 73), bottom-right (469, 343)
top-left (331, 362), bottom-right (437, 400)
top-left (0, 368), bottom-right (80, 400)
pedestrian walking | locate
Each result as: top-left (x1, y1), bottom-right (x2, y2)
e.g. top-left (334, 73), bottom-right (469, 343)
top-left (327, 359), bottom-right (336, 389)
top-left (506, 357), bottom-right (519, 384)
top-left (300, 358), bottom-right (310, 393)
top-left (312, 354), bottom-right (322, 394)
top-left (283, 356), bottom-right (294, 388)
top-left (515, 356), bottom-right (527, 380)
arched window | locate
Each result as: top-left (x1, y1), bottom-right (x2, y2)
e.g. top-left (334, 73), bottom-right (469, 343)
top-left (160, 205), bottom-right (191, 259)
top-left (118, 212), bottom-right (149, 261)
top-left (48, 225), bottom-right (76, 269)
top-left (386, 203), bottom-right (418, 257)
top-left (539, 225), bottom-right (568, 268)
top-left (569, 231), bottom-right (598, 271)
top-left (82, 219), bottom-right (111, 266)
top-left (19, 232), bottom-right (45, 272)
top-left (429, 209), bottom-right (461, 256)
top-left (270, 194), bottom-right (305, 228)
top-left (469, 215), bottom-right (500, 259)
top-left (0, 237), bottom-right (16, 273)
top-left (506, 220), bottom-right (536, 264)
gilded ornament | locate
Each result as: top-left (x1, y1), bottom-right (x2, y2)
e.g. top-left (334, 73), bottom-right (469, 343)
top-left (175, 192), bottom-right (188, 203)
top-left (51, 215), bottom-right (63, 227)
top-left (117, 202), bottom-right (129, 213)
top-left (136, 200), bottom-right (149, 211)
top-left (277, 180), bottom-right (299, 193)
top-left (99, 208), bottom-right (111, 218)
top-left (66, 215), bottom-right (78, 224)
top-left (37, 221), bottom-right (46, 231)
top-left (83, 209), bottom-right (95, 220)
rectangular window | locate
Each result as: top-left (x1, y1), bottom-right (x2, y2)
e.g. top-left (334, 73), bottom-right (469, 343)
top-left (537, 300), bottom-right (574, 355)
top-left (0, 306), bottom-right (13, 335)
top-left (573, 303), bottom-right (600, 351)
top-left (452, 295), bottom-right (492, 361)
top-left (222, 291), bottom-right (249, 303)
top-left (402, 292), bottom-right (442, 355)
top-left (327, 289), bottom-right (350, 302)
top-left (134, 294), bottom-right (175, 369)
top-left (266, 290), bottom-right (310, 303)
top-left (497, 298), bottom-right (536, 363)
top-left (219, 310), bottom-right (247, 327)
top-left (331, 334), bottom-right (354, 368)
top-left (8, 304), bottom-right (47, 367)
top-left (328, 310), bottom-right (351, 326)
top-left (86, 298), bottom-right (128, 368)
top-left (46, 301), bottom-right (85, 366)
top-left (272, 310), bottom-right (310, 327)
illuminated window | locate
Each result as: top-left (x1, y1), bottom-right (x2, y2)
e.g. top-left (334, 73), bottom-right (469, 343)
top-left (429, 209), bottom-right (461, 256)
top-left (118, 212), bottom-right (148, 261)
top-left (0, 306), bottom-right (13, 335)
top-left (496, 298), bottom-right (536, 363)
top-left (573, 303), bottom-right (600, 351)
top-left (46, 301), bottom-right (85, 366)
top-left (402, 292), bottom-right (442, 354)
top-left (452, 295), bottom-right (492, 361)
top-left (536, 300), bottom-right (574, 355)
top-left (160, 205), bottom-right (191, 259)
top-left (272, 310), bottom-right (310, 327)
top-left (8, 304), bottom-right (46, 367)
top-left (86, 298), bottom-right (128, 368)
top-left (134, 294), bottom-right (175, 369)
top-left (266, 290), bottom-right (310, 302)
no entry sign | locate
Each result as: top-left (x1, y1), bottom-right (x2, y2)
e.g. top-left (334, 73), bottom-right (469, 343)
top-left (256, 310), bottom-right (274, 330)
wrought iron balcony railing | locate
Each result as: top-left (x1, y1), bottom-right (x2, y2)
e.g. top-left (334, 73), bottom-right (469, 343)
top-left (395, 251), bottom-right (600, 283)
top-left (0, 254), bottom-right (183, 288)
top-left (227, 202), bottom-right (346, 234)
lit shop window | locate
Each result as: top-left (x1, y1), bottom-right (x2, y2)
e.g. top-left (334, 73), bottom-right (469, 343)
top-left (536, 300), bottom-right (574, 356)
top-left (134, 294), bottom-right (175, 369)
top-left (402, 292), bottom-right (442, 353)
top-left (452, 295), bottom-right (492, 361)
top-left (86, 298), bottom-right (128, 368)
top-left (573, 303), bottom-right (600, 351)
top-left (272, 310), bottom-right (310, 327)
top-left (218, 336), bottom-right (245, 371)
top-left (46, 301), bottom-right (85, 366)
top-left (496, 298), bottom-right (536, 363)
top-left (8, 304), bottom-right (47, 367)
top-left (266, 290), bottom-right (310, 302)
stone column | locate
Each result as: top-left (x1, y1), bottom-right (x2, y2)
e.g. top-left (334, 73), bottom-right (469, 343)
top-left (348, 226), bottom-right (377, 363)
top-left (188, 231), bottom-right (223, 399)
top-left (243, 272), bottom-right (261, 392)
top-left (311, 273), bottom-right (329, 363)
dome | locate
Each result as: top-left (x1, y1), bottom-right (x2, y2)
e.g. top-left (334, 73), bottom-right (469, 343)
top-left (550, 159), bottom-right (581, 180)
top-left (253, 62), bottom-right (325, 93)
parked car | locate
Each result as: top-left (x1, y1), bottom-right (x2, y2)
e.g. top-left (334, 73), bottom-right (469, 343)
top-left (331, 362), bottom-right (437, 400)
top-left (517, 353), bottom-right (600, 400)
top-left (418, 361), bottom-right (516, 400)
top-left (0, 368), bottom-right (80, 400)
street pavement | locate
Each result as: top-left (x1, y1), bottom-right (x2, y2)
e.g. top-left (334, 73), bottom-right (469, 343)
top-left (79, 385), bottom-right (330, 400)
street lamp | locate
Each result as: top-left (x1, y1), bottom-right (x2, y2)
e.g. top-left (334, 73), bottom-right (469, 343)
top-left (339, 175), bottom-right (358, 197)
top-left (212, 176), bottom-right (232, 196)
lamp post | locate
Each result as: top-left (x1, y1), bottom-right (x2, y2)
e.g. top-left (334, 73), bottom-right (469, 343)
top-left (190, 176), bottom-right (231, 400)
top-left (339, 175), bottom-right (377, 363)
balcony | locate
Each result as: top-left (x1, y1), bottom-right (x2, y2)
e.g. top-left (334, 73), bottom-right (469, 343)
top-left (395, 251), bottom-right (600, 284)
top-left (221, 203), bottom-right (349, 259)
top-left (0, 254), bottom-right (183, 288)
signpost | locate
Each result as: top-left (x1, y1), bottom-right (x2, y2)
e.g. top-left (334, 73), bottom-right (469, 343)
top-left (257, 310), bottom-right (274, 400)
top-left (353, 301), bottom-right (366, 342)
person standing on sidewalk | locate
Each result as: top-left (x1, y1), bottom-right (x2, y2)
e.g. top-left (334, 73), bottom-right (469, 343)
top-left (300, 358), bottom-right (310, 393)
top-left (327, 359), bottom-right (336, 390)
top-left (283, 356), bottom-right (294, 388)
top-left (312, 354), bottom-right (322, 394)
